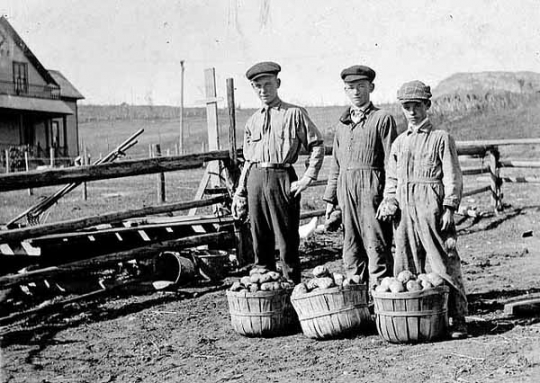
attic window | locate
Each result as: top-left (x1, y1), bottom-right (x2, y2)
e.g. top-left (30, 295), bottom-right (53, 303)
top-left (13, 61), bottom-right (28, 95)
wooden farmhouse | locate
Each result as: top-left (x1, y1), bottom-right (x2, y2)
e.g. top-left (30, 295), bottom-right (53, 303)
top-left (0, 16), bottom-right (83, 170)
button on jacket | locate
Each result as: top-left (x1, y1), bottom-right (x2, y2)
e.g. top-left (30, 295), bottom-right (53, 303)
top-left (243, 99), bottom-right (324, 180)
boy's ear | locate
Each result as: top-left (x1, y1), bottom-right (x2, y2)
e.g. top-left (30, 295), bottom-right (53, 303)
top-left (277, 78), bottom-right (281, 88)
top-left (370, 83), bottom-right (375, 93)
top-left (425, 100), bottom-right (432, 109)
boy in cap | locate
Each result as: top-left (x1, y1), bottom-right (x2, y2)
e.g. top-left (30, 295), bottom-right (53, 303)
top-left (232, 61), bottom-right (324, 283)
top-left (323, 65), bottom-right (397, 288)
top-left (379, 80), bottom-right (468, 339)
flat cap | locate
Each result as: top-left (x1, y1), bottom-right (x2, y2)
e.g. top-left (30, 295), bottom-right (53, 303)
top-left (397, 80), bottom-right (432, 102)
top-left (340, 65), bottom-right (376, 83)
top-left (246, 61), bottom-right (281, 81)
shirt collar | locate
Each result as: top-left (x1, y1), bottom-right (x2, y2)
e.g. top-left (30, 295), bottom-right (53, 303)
top-left (340, 102), bottom-right (374, 124)
top-left (407, 118), bottom-right (431, 134)
top-left (259, 98), bottom-right (282, 113)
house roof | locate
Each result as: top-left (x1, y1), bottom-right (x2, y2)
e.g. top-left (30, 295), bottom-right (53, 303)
top-left (48, 70), bottom-right (85, 100)
top-left (0, 94), bottom-right (73, 115)
top-left (0, 17), bottom-right (59, 87)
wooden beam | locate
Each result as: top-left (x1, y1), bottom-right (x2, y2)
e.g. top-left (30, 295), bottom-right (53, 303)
top-left (462, 165), bottom-right (490, 176)
top-left (499, 160), bottom-right (540, 168)
top-left (204, 68), bottom-right (222, 188)
top-left (457, 138), bottom-right (540, 147)
top-left (0, 231), bottom-right (234, 288)
top-left (0, 195), bottom-right (227, 243)
top-left (504, 295), bottom-right (540, 316)
top-left (462, 185), bottom-right (491, 198)
top-left (0, 150), bottom-right (231, 192)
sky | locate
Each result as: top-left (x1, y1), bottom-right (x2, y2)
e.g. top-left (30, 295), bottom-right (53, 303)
top-left (2, 0), bottom-right (540, 108)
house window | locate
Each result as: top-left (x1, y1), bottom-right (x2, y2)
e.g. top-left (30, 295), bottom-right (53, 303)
top-left (13, 61), bottom-right (28, 95)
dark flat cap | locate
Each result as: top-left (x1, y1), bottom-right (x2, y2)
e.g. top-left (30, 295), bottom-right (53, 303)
top-left (340, 65), bottom-right (376, 83)
top-left (246, 61), bottom-right (281, 81)
top-left (397, 80), bottom-right (432, 102)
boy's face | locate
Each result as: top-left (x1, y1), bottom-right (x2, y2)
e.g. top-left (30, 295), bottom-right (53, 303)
top-left (251, 75), bottom-right (280, 106)
top-left (344, 79), bottom-right (374, 108)
top-left (401, 100), bottom-right (429, 126)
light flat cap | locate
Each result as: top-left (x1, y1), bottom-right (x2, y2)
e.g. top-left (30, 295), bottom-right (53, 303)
top-left (397, 80), bottom-right (432, 102)
top-left (340, 65), bottom-right (376, 83)
top-left (246, 61), bottom-right (281, 81)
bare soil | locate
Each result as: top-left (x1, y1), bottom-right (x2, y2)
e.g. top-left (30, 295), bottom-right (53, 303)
top-left (1, 182), bottom-right (540, 383)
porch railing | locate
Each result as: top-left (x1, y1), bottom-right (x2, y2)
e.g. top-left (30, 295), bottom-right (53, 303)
top-left (0, 80), bottom-right (60, 100)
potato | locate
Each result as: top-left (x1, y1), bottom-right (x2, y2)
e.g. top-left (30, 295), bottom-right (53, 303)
top-left (380, 277), bottom-right (395, 290)
top-left (250, 273), bottom-right (263, 284)
top-left (397, 270), bottom-right (415, 284)
top-left (427, 272), bottom-right (445, 287)
top-left (268, 271), bottom-right (281, 281)
top-left (332, 273), bottom-right (345, 287)
top-left (312, 265), bottom-right (330, 278)
top-left (249, 283), bottom-right (260, 293)
top-left (317, 277), bottom-right (335, 290)
top-left (349, 275), bottom-right (361, 285)
top-left (260, 282), bottom-right (273, 291)
top-left (306, 278), bottom-right (319, 291)
top-left (230, 281), bottom-right (243, 291)
top-left (280, 281), bottom-right (293, 290)
top-left (406, 280), bottom-right (423, 292)
top-left (389, 280), bottom-right (405, 293)
top-left (292, 283), bottom-right (308, 296)
top-left (250, 267), bottom-right (269, 276)
top-left (240, 276), bottom-right (252, 286)
top-left (259, 273), bottom-right (272, 284)
top-left (417, 273), bottom-right (430, 283)
top-left (420, 280), bottom-right (433, 290)
top-left (342, 279), bottom-right (351, 288)
top-left (272, 282), bottom-right (281, 291)
top-left (375, 284), bottom-right (389, 293)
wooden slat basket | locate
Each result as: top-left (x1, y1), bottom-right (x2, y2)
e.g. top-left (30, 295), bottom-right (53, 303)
top-left (290, 284), bottom-right (371, 339)
top-left (226, 289), bottom-right (297, 337)
top-left (372, 285), bottom-right (449, 343)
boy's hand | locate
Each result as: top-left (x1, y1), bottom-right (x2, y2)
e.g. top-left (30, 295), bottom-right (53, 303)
top-left (440, 207), bottom-right (455, 232)
top-left (290, 176), bottom-right (312, 197)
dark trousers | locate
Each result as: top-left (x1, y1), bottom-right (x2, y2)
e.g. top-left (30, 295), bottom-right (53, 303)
top-left (247, 167), bottom-right (301, 283)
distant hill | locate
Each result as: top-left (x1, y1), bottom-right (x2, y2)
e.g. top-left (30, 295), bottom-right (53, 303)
top-left (433, 71), bottom-right (540, 98)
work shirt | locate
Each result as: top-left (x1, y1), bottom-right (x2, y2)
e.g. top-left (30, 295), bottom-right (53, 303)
top-left (384, 119), bottom-right (462, 210)
top-left (243, 99), bottom-right (324, 180)
top-left (323, 102), bottom-right (397, 204)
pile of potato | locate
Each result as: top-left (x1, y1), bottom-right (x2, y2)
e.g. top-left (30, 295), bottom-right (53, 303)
top-left (374, 270), bottom-right (445, 293)
top-left (292, 265), bottom-right (361, 297)
top-left (229, 268), bottom-right (294, 293)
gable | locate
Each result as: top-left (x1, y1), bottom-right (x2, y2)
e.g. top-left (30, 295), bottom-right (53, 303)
top-left (0, 17), bottom-right (59, 88)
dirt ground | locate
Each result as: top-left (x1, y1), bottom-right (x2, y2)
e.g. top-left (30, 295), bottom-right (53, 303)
top-left (1, 182), bottom-right (540, 383)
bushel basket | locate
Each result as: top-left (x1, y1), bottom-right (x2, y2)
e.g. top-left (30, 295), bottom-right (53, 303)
top-left (291, 284), bottom-right (371, 339)
top-left (226, 289), bottom-right (297, 337)
top-left (372, 285), bottom-right (449, 343)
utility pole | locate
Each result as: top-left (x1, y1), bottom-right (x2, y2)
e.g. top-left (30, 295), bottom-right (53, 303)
top-left (179, 60), bottom-right (185, 155)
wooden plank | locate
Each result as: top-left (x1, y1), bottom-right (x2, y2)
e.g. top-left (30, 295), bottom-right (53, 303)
top-left (29, 216), bottom-right (234, 244)
top-left (499, 160), bottom-right (540, 168)
top-left (0, 231), bottom-right (235, 288)
top-left (0, 195), bottom-right (227, 243)
top-left (188, 171), bottom-right (211, 216)
top-left (462, 166), bottom-right (489, 176)
top-left (205, 68), bottom-right (221, 188)
top-left (462, 185), bottom-right (491, 198)
top-left (0, 150), bottom-right (231, 192)
top-left (504, 297), bottom-right (540, 316)
top-left (457, 138), bottom-right (540, 147)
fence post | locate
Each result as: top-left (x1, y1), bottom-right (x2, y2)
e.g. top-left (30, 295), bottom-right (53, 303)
top-left (25, 150), bottom-right (33, 196)
top-left (154, 144), bottom-right (166, 203)
top-left (49, 147), bottom-right (55, 168)
top-left (82, 147), bottom-right (88, 201)
top-left (487, 148), bottom-right (502, 213)
top-left (5, 149), bottom-right (9, 174)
